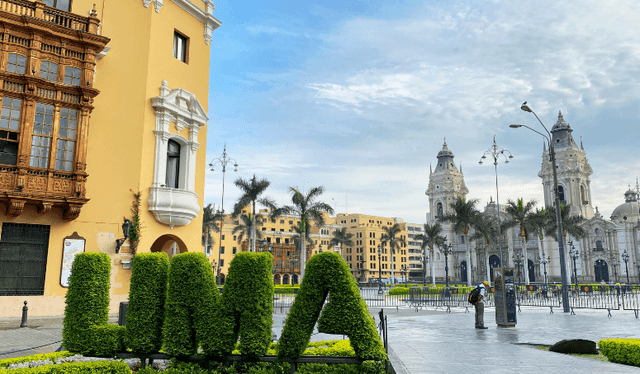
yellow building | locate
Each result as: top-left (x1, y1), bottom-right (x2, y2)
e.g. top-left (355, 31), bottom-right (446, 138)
top-left (0, 0), bottom-right (220, 317)
top-left (210, 208), bottom-right (340, 284)
top-left (334, 213), bottom-right (409, 283)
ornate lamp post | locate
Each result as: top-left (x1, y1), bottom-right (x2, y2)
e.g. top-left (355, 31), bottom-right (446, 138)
top-left (422, 249), bottom-right (428, 287)
top-left (209, 144), bottom-right (238, 285)
top-left (612, 262), bottom-right (619, 283)
top-left (622, 249), bottom-right (630, 285)
top-left (569, 241), bottom-right (580, 288)
top-left (513, 252), bottom-right (523, 286)
top-left (359, 255), bottom-right (366, 283)
top-left (511, 102), bottom-right (571, 313)
top-left (440, 237), bottom-right (453, 288)
top-left (541, 251), bottom-right (550, 286)
top-left (479, 136), bottom-right (512, 264)
top-left (401, 264), bottom-right (407, 287)
top-left (289, 255), bottom-right (298, 285)
top-left (377, 244), bottom-right (383, 294)
top-left (634, 261), bottom-right (640, 286)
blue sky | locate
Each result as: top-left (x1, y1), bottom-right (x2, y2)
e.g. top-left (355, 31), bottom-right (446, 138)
top-left (204, 0), bottom-right (640, 224)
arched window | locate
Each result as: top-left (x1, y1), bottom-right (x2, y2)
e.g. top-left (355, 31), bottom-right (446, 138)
top-left (581, 185), bottom-right (587, 204)
top-left (166, 140), bottom-right (180, 188)
top-left (558, 185), bottom-right (565, 202)
top-left (436, 202), bottom-right (443, 217)
top-left (596, 240), bottom-right (603, 251)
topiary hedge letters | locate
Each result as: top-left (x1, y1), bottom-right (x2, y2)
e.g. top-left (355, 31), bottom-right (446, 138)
top-left (63, 250), bottom-right (385, 363)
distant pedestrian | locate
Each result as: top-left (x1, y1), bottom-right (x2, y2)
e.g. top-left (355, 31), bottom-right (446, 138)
top-left (473, 281), bottom-right (490, 329)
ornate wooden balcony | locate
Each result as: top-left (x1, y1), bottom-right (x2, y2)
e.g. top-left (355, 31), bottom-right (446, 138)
top-left (0, 0), bottom-right (99, 34)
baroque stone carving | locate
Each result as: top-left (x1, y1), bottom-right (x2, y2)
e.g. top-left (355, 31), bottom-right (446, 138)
top-left (27, 176), bottom-right (47, 191)
top-left (6, 199), bottom-right (26, 217)
top-left (37, 202), bottom-right (53, 214)
top-left (63, 204), bottom-right (82, 220)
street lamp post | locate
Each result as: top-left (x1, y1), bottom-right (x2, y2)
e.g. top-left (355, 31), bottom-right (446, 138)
top-left (541, 251), bottom-right (550, 286)
top-left (513, 252), bottom-right (523, 286)
top-left (440, 237), bottom-right (453, 288)
top-left (209, 144), bottom-right (238, 285)
top-left (479, 136), bottom-right (513, 265)
top-left (422, 250), bottom-right (428, 287)
top-left (622, 249), bottom-right (630, 285)
top-left (569, 241), bottom-right (579, 289)
top-left (612, 262), bottom-right (619, 283)
top-left (359, 255), bottom-right (366, 284)
top-left (511, 102), bottom-right (571, 313)
top-left (634, 261), bottom-right (640, 286)
top-left (402, 265), bottom-right (407, 287)
top-left (377, 244), bottom-right (383, 294)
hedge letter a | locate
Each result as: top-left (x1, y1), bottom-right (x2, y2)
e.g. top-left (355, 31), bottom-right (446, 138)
top-left (277, 252), bottom-right (386, 361)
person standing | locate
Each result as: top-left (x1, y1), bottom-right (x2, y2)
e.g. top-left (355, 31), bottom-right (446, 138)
top-left (473, 281), bottom-right (490, 329)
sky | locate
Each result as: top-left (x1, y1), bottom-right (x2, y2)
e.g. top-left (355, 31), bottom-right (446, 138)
top-left (203, 0), bottom-right (640, 225)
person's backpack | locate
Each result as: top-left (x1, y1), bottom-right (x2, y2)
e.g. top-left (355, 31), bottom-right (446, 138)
top-left (468, 285), bottom-right (481, 304)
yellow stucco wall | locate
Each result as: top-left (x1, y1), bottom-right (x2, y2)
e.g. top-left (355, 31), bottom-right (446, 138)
top-left (0, 1), bottom-right (213, 317)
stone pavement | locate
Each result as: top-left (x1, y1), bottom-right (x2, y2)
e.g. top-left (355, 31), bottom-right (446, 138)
top-left (1, 307), bottom-right (640, 373)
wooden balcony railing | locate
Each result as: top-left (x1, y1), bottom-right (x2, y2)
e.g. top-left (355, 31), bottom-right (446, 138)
top-left (0, 0), bottom-right (99, 34)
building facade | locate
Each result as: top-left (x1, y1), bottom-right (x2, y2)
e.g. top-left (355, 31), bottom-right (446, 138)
top-left (0, 0), bottom-right (219, 317)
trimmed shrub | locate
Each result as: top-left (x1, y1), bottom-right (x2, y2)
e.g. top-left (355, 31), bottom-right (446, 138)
top-left (163, 252), bottom-right (219, 357)
top-left (599, 339), bottom-right (640, 366)
top-left (388, 287), bottom-right (409, 295)
top-left (84, 324), bottom-right (126, 357)
top-left (126, 252), bottom-right (170, 353)
top-left (0, 352), bottom-right (75, 368)
top-left (202, 252), bottom-right (274, 359)
top-left (0, 360), bottom-right (131, 373)
top-left (62, 252), bottom-right (112, 354)
top-left (277, 252), bottom-right (386, 361)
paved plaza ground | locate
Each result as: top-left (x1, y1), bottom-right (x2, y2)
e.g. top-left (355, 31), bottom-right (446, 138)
top-left (1, 306), bottom-right (639, 373)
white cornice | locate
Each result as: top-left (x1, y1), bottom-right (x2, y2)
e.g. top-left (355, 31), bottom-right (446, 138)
top-left (171, 0), bottom-right (221, 45)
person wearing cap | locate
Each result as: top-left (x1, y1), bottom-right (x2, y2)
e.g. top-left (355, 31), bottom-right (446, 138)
top-left (473, 280), bottom-right (490, 329)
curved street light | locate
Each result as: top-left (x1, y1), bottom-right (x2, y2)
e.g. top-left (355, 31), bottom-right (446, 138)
top-left (510, 101), bottom-right (570, 313)
top-left (209, 144), bottom-right (238, 285)
top-left (479, 135), bottom-right (513, 279)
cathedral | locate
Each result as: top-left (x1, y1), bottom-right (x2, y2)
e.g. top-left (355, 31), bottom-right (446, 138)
top-left (425, 112), bottom-right (640, 286)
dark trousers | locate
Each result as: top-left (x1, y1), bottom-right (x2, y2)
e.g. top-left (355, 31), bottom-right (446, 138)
top-left (475, 302), bottom-right (484, 327)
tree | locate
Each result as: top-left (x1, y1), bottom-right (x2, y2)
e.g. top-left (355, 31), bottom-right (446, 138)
top-left (470, 213), bottom-right (499, 284)
top-left (414, 222), bottom-right (445, 286)
top-left (329, 227), bottom-right (354, 254)
top-left (439, 197), bottom-right (480, 286)
top-left (528, 208), bottom-right (549, 273)
top-left (380, 223), bottom-right (406, 286)
top-left (503, 198), bottom-right (537, 285)
top-left (202, 203), bottom-right (223, 253)
top-left (232, 175), bottom-right (273, 252)
top-left (545, 204), bottom-right (586, 285)
top-left (232, 214), bottom-right (264, 249)
top-left (270, 186), bottom-right (334, 280)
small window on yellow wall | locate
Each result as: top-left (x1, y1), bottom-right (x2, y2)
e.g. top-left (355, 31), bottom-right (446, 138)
top-left (173, 31), bottom-right (188, 63)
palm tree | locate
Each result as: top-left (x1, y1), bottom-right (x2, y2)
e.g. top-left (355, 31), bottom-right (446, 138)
top-left (545, 204), bottom-right (586, 285)
top-left (439, 197), bottom-right (480, 286)
top-left (329, 227), bottom-right (354, 255)
top-left (503, 198), bottom-right (537, 285)
top-left (381, 223), bottom-right (407, 286)
top-left (291, 220), bottom-right (315, 254)
top-left (231, 214), bottom-right (263, 249)
top-left (202, 204), bottom-right (224, 254)
top-left (414, 222), bottom-right (445, 286)
top-left (470, 213), bottom-right (499, 284)
top-left (232, 175), bottom-right (273, 252)
top-left (528, 208), bottom-right (549, 276)
top-left (270, 186), bottom-right (333, 280)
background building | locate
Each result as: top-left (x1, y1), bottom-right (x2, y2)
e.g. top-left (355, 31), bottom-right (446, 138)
top-left (0, 0), bottom-right (219, 317)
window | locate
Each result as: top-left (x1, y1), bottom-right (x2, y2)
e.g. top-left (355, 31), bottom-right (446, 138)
top-left (596, 241), bottom-right (603, 251)
top-left (173, 31), bottom-right (188, 63)
top-left (43, 0), bottom-right (70, 11)
top-left (436, 202), bottom-right (443, 217)
top-left (289, 220), bottom-right (293, 224)
top-left (63, 67), bottom-right (81, 86)
top-left (7, 53), bottom-right (26, 74)
top-left (220, 246), bottom-right (225, 254)
top-left (558, 185), bottom-right (565, 202)
top-left (219, 259), bottom-right (224, 267)
top-left (280, 220), bottom-right (284, 224)
top-left (166, 140), bottom-right (180, 188)
top-left (221, 235), bottom-right (225, 240)
top-left (30, 103), bottom-right (54, 168)
top-left (40, 62), bottom-right (58, 82)
top-left (55, 108), bottom-right (77, 171)
top-left (232, 247), bottom-right (236, 254)
top-left (0, 97), bottom-right (21, 166)
top-left (233, 236), bottom-right (236, 241)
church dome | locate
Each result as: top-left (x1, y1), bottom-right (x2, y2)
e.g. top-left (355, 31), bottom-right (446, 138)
top-left (437, 142), bottom-right (454, 158)
top-left (611, 189), bottom-right (640, 223)
top-left (551, 111), bottom-right (572, 132)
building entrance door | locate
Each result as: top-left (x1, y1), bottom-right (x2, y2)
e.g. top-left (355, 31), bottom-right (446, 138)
top-left (594, 260), bottom-right (609, 283)
top-left (0, 223), bottom-right (50, 296)
top-left (460, 261), bottom-right (467, 283)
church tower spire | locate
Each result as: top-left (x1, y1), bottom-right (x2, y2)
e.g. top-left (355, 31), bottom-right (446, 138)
top-left (426, 140), bottom-right (468, 222)
top-left (538, 111), bottom-right (594, 218)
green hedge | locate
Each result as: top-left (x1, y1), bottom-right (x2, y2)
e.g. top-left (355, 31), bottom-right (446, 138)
top-left (0, 360), bottom-right (131, 373)
top-left (277, 252), bottom-right (386, 361)
top-left (126, 252), bottom-right (170, 353)
top-left (388, 287), bottom-right (409, 295)
top-left (0, 352), bottom-right (75, 368)
top-left (203, 252), bottom-right (273, 359)
top-left (599, 339), bottom-right (640, 366)
top-left (163, 252), bottom-right (219, 357)
top-left (85, 324), bottom-right (126, 357)
top-left (62, 252), bottom-right (114, 355)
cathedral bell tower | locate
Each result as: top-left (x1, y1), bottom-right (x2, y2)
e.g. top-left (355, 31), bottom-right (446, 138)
top-left (539, 111), bottom-right (594, 219)
top-left (426, 140), bottom-right (469, 222)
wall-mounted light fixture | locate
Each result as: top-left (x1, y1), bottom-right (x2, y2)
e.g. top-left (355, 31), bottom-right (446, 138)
top-left (115, 219), bottom-right (132, 254)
